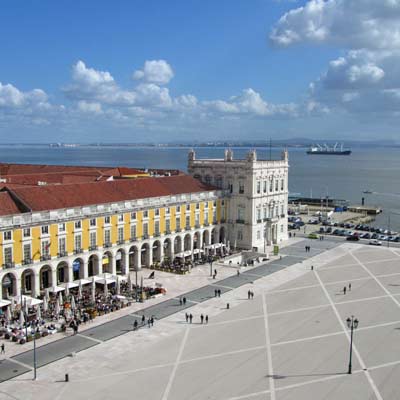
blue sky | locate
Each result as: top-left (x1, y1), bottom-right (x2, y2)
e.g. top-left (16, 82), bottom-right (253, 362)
top-left (1, 0), bottom-right (400, 143)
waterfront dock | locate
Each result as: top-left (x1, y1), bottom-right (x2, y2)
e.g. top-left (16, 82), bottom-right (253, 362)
top-left (348, 205), bottom-right (382, 215)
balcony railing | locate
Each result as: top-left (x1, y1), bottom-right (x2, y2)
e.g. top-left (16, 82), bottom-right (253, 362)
top-left (195, 223), bottom-right (201, 229)
top-left (165, 229), bottom-right (171, 235)
top-left (40, 255), bottom-right (51, 261)
top-left (117, 239), bottom-right (125, 245)
top-left (143, 234), bottom-right (149, 240)
top-left (280, 214), bottom-right (286, 218)
top-left (204, 222), bottom-right (209, 227)
top-left (103, 242), bottom-right (112, 248)
top-left (74, 248), bottom-right (83, 255)
top-left (153, 232), bottom-right (160, 237)
top-left (22, 258), bottom-right (33, 265)
top-left (185, 225), bottom-right (191, 231)
top-left (130, 237), bottom-right (137, 243)
top-left (2, 262), bottom-right (15, 269)
top-left (236, 219), bottom-right (245, 224)
top-left (257, 219), bottom-right (262, 223)
top-left (220, 218), bottom-right (226, 223)
top-left (58, 251), bottom-right (67, 257)
top-left (89, 245), bottom-right (98, 251)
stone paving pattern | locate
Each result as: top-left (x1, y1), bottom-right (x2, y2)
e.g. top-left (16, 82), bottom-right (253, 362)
top-left (1, 238), bottom-right (400, 399)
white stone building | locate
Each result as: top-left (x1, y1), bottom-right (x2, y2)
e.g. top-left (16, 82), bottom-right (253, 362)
top-left (188, 148), bottom-right (289, 252)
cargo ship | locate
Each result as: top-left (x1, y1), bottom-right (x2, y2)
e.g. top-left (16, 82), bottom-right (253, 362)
top-left (306, 143), bottom-right (352, 155)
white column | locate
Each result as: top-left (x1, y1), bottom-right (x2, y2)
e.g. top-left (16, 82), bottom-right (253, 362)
top-left (82, 260), bottom-right (88, 279)
top-left (33, 273), bottom-right (40, 297)
top-left (148, 245), bottom-right (153, 267)
top-left (15, 277), bottom-right (21, 298)
top-left (67, 264), bottom-right (74, 283)
top-left (51, 268), bottom-right (57, 287)
top-left (124, 252), bottom-right (129, 274)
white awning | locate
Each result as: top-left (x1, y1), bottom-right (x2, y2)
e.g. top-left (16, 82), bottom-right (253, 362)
top-left (13, 295), bottom-right (43, 306)
top-left (0, 300), bottom-right (11, 307)
top-left (48, 286), bottom-right (65, 293)
top-left (74, 278), bottom-right (92, 286)
top-left (97, 278), bottom-right (116, 285)
top-left (61, 282), bottom-right (78, 289)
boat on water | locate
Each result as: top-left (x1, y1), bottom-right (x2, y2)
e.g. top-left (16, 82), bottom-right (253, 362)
top-left (306, 143), bottom-right (352, 155)
top-left (363, 190), bottom-right (373, 194)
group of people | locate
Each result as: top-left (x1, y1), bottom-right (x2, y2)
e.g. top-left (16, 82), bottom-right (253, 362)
top-left (305, 245), bottom-right (312, 252)
top-left (185, 312), bottom-right (208, 324)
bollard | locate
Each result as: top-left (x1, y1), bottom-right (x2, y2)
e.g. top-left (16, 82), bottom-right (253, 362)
top-left (65, 373), bottom-right (69, 382)
top-left (227, 303), bottom-right (230, 309)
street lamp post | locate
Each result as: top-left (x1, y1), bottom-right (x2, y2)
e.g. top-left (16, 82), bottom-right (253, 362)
top-left (346, 316), bottom-right (359, 374)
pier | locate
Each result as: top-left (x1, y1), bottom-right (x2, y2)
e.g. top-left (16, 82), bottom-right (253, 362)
top-left (348, 205), bottom-right (382, 215)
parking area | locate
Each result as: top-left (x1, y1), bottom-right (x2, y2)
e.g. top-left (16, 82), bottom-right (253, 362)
top-left (1, 240), bottom-right (399, 399)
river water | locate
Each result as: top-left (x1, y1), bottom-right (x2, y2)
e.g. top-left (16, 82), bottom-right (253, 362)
top-left (0, 145), bottom-right (399, 230)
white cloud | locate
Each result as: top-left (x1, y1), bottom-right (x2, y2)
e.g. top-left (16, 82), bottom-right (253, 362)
top-left (133, 60), bottom-right (174, 85)
top-left (270, 0), bottom-right (400, 50)
top-left (77, 100), bottom-right (102, 114)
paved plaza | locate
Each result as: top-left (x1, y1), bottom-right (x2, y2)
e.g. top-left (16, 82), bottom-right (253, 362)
top-left (1, 239), bottom-right (400, 399)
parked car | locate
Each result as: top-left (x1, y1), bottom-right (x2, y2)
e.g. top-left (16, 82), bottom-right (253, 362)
top-left (346, 235), bottom-right (359, 241)
top-left (308, 233), bottom-right (318, 239)
top-left (369, 239), bottom-right (382, 246)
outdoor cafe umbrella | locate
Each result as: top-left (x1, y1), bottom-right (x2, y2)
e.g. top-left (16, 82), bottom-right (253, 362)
top-left (92, 277), bottom-right (96, 303)
top-left (42, 296), bottom-right (48, 312)
top-left (36, 305), bottom-right (41, 320)
top-left (5, 306), bottom-right (11, 321)
top-left (58, 291), bottom-right (63, 305)
top-left (45, 288), bottom-right (50, 301)
top-left (78, 280), bottom-right (83, 298)
top-left (127, 273), bottom-right (132, 291)
top-left (116, 276), bottom-right (120, 295)
top-left (19, 309), bottom-right (25, 326)
top-left (10, 298), bottom-right (14, 314)
top-left (104, 281), bottom-right (108, 297)
top-left (55, 298), bottom-right (61, 317)
top-left (23, 299), bottom-right (28, 315)
top-left (71, 295), bottom-right (76, 311)
top-left (65, 284), bottom-right (69, 297)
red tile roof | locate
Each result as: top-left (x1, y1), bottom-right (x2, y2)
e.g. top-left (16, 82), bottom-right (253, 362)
top-left (9, 175), bottom-right (216, 212)
top-left (0, 192), bottom-right (21, 216)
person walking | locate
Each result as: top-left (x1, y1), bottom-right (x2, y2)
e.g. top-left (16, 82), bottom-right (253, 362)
top-left (343, 286), bottom-right (347, 295)
top-left (179, 297), bottom-right (182, 306)
top-left (348, 283), bottom-right (352, 291)
top-left (1, 343), bottom-right (5, 355)
top-left (183, 297), bottom-right (186, 305)
top-left (311, 265), bottom-right (314, 271)
top-left (248, 290), bottom-right (251, 300)
top-left (214, 269), bottom-right (217, 278)
top-left (133, 319), bottom-right (138, 331)
top-left (142, 315), bottom-right (146, 325)
top-left (205, 315), bottom-right (208, 324)
top-left (251, 291), bottom-right (254, 299)
top-left (237, 270), bottom-right (240, 276)
top-left (147, 318), bottom-right (151, 328)
top-left (189, 314), bottom-right (193, 324)
top-left (215, 289), bottom-right (218, 297)
top-left (185, 313), bottom-right (189, 323)
top-left (200, 314), bottom-right (204, 324)
top-left (150, 317), bottom-right (154, 327)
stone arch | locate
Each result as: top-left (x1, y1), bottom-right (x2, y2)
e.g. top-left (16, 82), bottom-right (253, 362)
top-left (40, 265), bottom-right (53, 290)
top-left (57, 261), bottom-right (69, 284)
top-left (203, 230), bottom-right (210, 247)
top-left (21, 268), bottom-right (36, 296)
top-left (141, 243), bottom-right (150, 268)
top-left (152, 240), bottom-right (162, 264)
top-left (88, 254), bottom-right (100, 277)
top-left (102, 251), bottom-right (113, 274)
top-left (72, 258), bottom-right (84, 280)
top-left (219, 226), bottom-right (226, 243)
top-left (163, 238), bottom-right (172, 261)
top-left (174, 236), bottom-right (182, 254)
top-left (211, 227), bottom-right (219, 244)
top-left (2, 272), bottom-right (17, 299)
top-left (115, 248), bottom-right (126, 275)
top-left (184, 233), bottom-right (192, 252)
top-left (193, 231), bottom-right (201, 249)
top-left (128, 246), bottom-right (139, 271)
